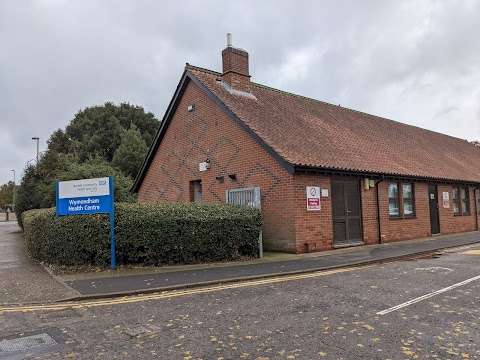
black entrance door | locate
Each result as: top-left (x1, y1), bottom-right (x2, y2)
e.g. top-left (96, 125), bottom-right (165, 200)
top-left (428, 184), bottom-right (440, 234)
top-left (331, 179), bottom-right (363, 247)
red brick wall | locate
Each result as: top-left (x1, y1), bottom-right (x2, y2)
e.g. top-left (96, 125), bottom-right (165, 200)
top-left (137, 79), bottom-right (296, 252)
top-left (376, 182), bottom-right (478, 243)
top-left (377, 182), bottom-right (431, 242)
top-left (437, 185), bottom-right (477, 234)
top-left (137, 78), bottom-right (479, 254)
top-left (477, 189), bottom-right (480, 231)
top-left (361, 183), bottom-right (380, 245)
top-left (292, 174), bottom-right (333, 253)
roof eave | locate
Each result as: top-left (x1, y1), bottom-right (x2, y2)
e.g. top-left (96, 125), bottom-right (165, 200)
top-left (293, 165), bottom-right (480, 185)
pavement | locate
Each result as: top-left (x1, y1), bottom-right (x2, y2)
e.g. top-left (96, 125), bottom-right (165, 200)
top-left (1, 219), bottom-right (479, 305)
top-left (0, 221), bottom-right (77, 305)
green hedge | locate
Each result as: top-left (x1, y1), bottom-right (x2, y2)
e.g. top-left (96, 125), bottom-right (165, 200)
top-left (22, 202), bottom-right (261, 266)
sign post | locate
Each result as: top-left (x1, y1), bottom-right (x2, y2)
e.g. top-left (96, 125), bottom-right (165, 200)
top-left (109, 176), bottom-right (115, 270)
top-left (56, 176), bottom-right (116, 269)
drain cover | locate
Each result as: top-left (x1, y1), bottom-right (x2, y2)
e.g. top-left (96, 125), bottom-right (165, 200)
top-left (0, 333), bottom-right (57, 356)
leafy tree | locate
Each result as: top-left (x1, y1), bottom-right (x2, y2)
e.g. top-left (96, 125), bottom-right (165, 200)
top-left (0, 181), bottom-right (14, 207)
top-left (15, 165), bottom-right (43, 228)
top-left (15, 102), bottom-right (158, 222)
top-left (48, 102), bottom-right (159, 163)
top-left (47, 129), bottom-right (71, 154)
top-left (112, 123), bottom-right (149, 178)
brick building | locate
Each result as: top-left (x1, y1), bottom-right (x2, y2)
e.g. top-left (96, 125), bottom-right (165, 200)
top-left (132, 37), bottom-right (480, 254)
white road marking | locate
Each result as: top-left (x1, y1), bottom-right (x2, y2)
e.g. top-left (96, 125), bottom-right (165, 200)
top-left (377, 274), bottom-right (480, 315)
top-left (414, 267), bottom-right (453, 273)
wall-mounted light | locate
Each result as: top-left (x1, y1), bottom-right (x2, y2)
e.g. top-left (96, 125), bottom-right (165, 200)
top-left (215, 176), bottom-right (224, 183)
top-left (187, 104), bottom-right (195, 112)
top-left (228, 174), bottom-right (237, 181)
top-left (364, 178), bottom-right (370, 190)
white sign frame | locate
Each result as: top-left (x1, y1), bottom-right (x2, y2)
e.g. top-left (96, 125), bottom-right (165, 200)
top-left (306, 186), bottom-right (321, 211)
top-left (58, 177), bottom-right (110, 199)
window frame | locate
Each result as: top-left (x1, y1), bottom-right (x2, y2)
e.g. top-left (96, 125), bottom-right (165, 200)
top-left (452, 185), bottom-right (470, 216)
top-left (476, 189), bottom-right (480, 216)
top-left (388, 183), bottom-right (400, 218)
top-left (388, 182), bottom-right (416, 219)
top-left (402, 183), bottom-right (415, 218)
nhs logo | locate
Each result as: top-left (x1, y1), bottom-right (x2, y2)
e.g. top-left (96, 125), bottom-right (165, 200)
top-left (99, 180), bottom-right (107, 186)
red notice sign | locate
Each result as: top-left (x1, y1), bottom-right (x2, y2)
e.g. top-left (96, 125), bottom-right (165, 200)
top-left (306, 186), bottom-right (321, 211)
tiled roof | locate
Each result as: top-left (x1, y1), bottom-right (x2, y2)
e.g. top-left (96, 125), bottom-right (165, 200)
top-left (188, 65), bottom-right (480, 183)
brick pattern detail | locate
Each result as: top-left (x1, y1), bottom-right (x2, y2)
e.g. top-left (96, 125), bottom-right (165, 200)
top-left (137, 80), bottom-right (295, 252)
top-left (138, 72), bottom-right (480, 254)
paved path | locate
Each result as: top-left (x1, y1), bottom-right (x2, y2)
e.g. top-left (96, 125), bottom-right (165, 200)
top-left (63, 231), bottom-right (480, 298)
top-left (0, 222), bottom-right (77, 305)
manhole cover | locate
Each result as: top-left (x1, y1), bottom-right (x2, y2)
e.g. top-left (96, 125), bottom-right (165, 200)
top-left (0, 333), bottom-right (57, 357)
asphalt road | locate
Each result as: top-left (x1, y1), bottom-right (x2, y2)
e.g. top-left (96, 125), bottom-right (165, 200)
top-left (1, 243), bottom-right (480, 359)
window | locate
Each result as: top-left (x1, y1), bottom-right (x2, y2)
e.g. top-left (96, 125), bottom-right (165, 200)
top-left (388, 183), bottom-right (399, 216)
top-left (402, 183), bottom-right (414, 217)
top-left (190, 180), bottom-right (203, 203)
top-left (452, 186), bottom-right (469, 215)
top-left (388, 182), bottom-right (415, 218)
top-left (476, 189), bottom-right (480, 215)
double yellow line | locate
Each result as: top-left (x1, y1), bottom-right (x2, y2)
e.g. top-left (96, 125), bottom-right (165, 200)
top-left (1, 264), bottom-right (375, 313)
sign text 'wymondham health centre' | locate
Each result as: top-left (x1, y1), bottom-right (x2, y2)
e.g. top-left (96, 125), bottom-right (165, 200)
top-left (57, 177), bottom-right (112, 216)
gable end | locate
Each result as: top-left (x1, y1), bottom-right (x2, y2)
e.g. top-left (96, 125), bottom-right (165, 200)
top-left (132, 70), bottom-right (294, 193)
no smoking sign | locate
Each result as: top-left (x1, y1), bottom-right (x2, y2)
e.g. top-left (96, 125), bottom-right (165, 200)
top-left (306, 186), bottom-right (321, 211)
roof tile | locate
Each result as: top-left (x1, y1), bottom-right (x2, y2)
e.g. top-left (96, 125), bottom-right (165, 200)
top-left (188, 66), bottom-right (480, 183)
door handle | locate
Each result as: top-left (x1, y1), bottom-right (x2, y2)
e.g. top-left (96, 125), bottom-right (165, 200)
top-left (346, 210), bottom-right (351, 214)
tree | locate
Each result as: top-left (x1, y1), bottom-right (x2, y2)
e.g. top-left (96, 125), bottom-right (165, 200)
top-left (0, 181), bottom-right (14, 208)
top-left (15, 102), bottom-right (158, 222)
top-left (15, 157), bottom-right (136, 229)
top-left (15, 165), bottom-right (43, 228)
top-left (112, 123), bottom-right (149, 178)
top-left (50, 102), bottom-right (159, 163)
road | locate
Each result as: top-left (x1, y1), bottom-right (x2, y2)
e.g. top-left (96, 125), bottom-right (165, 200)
top-left (1, 243), bottom-right (480, 359)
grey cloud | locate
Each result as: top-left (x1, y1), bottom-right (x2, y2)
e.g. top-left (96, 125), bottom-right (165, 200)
top-left (1, 0), bottom-right (479, 185)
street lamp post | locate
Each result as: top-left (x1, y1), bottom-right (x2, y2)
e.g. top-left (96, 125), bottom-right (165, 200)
top-left (11, 169), bottom-right (15, 211)
top-left (32, 137), bottom-right (39, 167)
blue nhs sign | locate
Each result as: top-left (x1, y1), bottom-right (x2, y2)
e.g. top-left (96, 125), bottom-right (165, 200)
top-left (56, 177), bottom-right (112, 216)
top-left (56, 176), bottom-right (117, 270)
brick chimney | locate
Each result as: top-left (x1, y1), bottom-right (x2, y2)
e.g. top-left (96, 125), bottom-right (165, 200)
top-left (221, 33), bottom-right (251, 93)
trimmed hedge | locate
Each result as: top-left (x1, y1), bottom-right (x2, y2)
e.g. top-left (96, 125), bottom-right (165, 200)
top-left (23, 202), bottom-right (261, 266)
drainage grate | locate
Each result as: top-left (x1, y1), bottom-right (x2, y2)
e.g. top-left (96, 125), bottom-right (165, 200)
top-left (0, 333), bottom-right (57, 357)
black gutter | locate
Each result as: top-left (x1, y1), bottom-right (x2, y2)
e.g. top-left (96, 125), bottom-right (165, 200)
top-left (293, 166), bottom-right (480, 187)
top-left (375, 175), bottom-right (385, 244)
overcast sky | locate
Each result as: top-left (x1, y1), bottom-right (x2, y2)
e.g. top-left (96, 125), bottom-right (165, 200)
top-left (1, 0), bottom-right (479, 185)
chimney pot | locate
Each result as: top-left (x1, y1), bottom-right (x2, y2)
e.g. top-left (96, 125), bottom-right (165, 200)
top-left (227, 33), bottom-right (232, 47)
